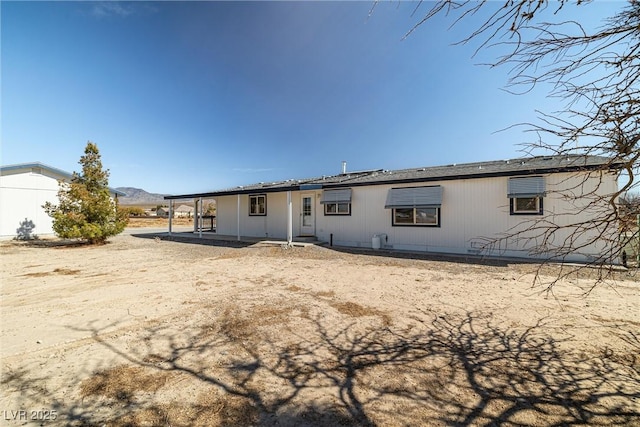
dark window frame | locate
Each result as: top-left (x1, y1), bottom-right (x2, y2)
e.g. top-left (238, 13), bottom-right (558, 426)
top-left (391, 207), bottom-right (441, 227)
top-left (249, 194), bottom-right (267, 216)
top-left (509, 196), bottom-right (543, 215)
top-left (324, 202), bottom-right (352, 216)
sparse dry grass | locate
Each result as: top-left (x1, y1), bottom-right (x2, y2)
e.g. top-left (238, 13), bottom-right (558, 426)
top-left (2, 233), bottom-right (639, 426)
top-left (21, 268), bottom-right (80, 277)
top-left (328, 301), bottom-right (392, 326)
top-left (215, 303), bottom-right (297, 342)
top-left (80, 365), bottom-right (170, 403)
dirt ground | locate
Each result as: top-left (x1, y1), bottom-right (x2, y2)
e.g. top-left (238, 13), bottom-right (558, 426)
top-left (126, 216), bottom-right (194, 228)
top-left (1, 230), bottom-right (639, 426)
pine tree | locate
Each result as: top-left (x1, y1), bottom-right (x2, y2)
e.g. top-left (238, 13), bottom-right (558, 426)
top-left (44, 142), bottom-right (128, 243)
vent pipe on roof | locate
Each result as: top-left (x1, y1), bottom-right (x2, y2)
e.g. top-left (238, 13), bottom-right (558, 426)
top-left (341, 161), bottom-right (347, 174)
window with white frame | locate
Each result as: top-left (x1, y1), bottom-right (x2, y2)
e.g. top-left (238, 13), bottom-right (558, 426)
top-left (321, 189), bottom-right (352, 216)
top-left (507, 176), bottom-right (545, 215)
top-left (385, 186), bottom-right (443, 227)
top-left (249, 194), bottom-right (266, 216)
top-left (511, 196), bottom-right (542, 214)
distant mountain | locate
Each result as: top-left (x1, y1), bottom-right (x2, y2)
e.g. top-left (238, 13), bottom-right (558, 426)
top-left (116, 187), bottom-right (168, 206)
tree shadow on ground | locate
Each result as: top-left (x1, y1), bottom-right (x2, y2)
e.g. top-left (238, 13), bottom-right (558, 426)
top-left (3, 311), bottom-right (638, 426)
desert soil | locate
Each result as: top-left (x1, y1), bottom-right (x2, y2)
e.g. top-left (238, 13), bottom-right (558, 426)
top-left (1, 229), bottom-right (639, 426)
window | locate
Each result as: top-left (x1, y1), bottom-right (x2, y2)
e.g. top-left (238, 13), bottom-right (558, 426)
top-left (321, 189), bottom-right (352, 216)
top-left (385, 186), bottom-right (443, 227)
top-left (510, 197), bottom-right (543, 215)
top-left (507, 176), bottom-right (545, 215)
top-left (249, 194), bottom-right (266, 216)
top-left (324, 202), bottom-right (351, 215)
top-left (392, 207), bottom-right (439, 226)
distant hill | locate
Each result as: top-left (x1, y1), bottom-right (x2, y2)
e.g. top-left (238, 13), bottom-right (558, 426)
top-left (116, 187), bottom-right (168, 206)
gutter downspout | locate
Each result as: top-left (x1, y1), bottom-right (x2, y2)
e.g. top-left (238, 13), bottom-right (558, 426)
top-left (237, 194), bottom-right (241, 241)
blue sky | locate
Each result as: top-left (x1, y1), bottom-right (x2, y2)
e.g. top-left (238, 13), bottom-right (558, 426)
top-left (1, 1), bottom-right (621, 194)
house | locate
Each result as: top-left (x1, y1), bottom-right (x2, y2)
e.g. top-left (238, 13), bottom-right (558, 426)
top-left (174, 205), bottom-right (194, 218)
top-left (0, 162), bottom-right (125, 239)
top-left (164, 155), bottom-right (621, 262)
top-left (156, 207), bottom-right (171, 218)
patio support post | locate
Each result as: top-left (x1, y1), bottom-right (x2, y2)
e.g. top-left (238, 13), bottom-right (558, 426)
top-left (168, 200), bottom-right (173, 235)
top-left (199, 197), bottom-right (203, 238)
top-left (193, 198), bottom-right (198, 233)
top-left (287, 190), bottom-right (292, 245)
top-left (237, 194), bottom-right (241, 241)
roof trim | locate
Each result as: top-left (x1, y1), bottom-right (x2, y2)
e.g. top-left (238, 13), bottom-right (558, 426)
top-left (164, 156), bottom-right (622, 200)
top-left (1, 162), bottom-right (126, 196)
top-left (1, 162), bottom-right (73, 179)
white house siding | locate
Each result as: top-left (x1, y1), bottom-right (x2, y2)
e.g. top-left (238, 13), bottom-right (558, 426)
top-left (0, 169), bottom-right (61, 238)
top-left (317, 172), bottom-right (616, 261)
top-left (216, 192), bottom-right (292, 239)
top-left (213, 170), bottom-right (617, 262)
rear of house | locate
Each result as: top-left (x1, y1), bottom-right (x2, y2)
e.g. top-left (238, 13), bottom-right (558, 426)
top-left (166, 155), bottom-right (620, 262)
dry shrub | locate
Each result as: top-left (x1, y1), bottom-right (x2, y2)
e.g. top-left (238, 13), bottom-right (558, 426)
top-left (329, 301), bottom-right (391, 326)
top-left (287, 285), bottom-right (303, 292)
top-left (79, 365), bottom-right (168, 403)
top-left (212, 303), bottom-right (295, 342)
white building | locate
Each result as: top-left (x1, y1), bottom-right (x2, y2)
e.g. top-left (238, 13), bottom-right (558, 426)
top-left (0, 162), bottom-right (125, 239)
top-left (164, 155), bottom-right (620, 262)
top-left (174, 205), bottom-right (194, 218)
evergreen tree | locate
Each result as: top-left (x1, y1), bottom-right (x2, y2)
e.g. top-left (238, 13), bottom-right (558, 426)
top-left (44, 142), bottom-right (128, 243)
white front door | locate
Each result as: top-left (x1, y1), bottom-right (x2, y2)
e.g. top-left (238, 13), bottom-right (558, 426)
top-left (300, 194), bottom-right (315, 236)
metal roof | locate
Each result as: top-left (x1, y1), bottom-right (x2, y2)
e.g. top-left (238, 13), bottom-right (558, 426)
top-left (0, 162), bottom-right (126, 196)
top-left (165, 155), bottom-right (620, 200)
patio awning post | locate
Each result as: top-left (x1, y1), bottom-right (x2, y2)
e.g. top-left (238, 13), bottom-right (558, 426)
top-left (237, 194), bottom-right (241, 241)
top-left (287, 190), bottom-right (292, 245)
top-left (199, 197), bottom-right (203, 238)
top-left (193, 198), bottom-right (198, 233)
top-left (168, 200), bottom-right (173, 235)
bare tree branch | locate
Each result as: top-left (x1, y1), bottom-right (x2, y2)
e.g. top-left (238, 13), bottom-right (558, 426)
top-left (389, 0), bottom-right (640, 287)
